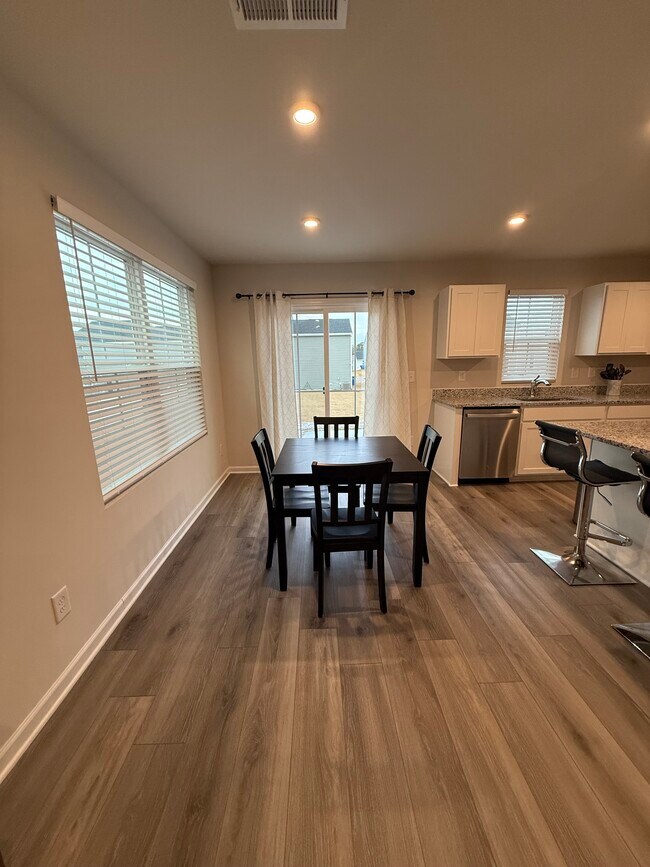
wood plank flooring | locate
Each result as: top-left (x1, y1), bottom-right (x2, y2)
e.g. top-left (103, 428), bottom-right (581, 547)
top-left (1, 472), bottom-right (649, 866)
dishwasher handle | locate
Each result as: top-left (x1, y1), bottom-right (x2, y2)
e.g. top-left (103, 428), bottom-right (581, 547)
top-left (464, 410), bottom-right (521, 419)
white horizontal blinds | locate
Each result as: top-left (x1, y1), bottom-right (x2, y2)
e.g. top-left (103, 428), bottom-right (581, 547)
top-left (502, 292), bottom-right (566, 382)
top-left (54, 212), bottom-right (206, 500)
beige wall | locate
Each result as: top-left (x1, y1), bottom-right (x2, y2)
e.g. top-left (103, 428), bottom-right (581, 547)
top-left (0, 80), bottom-right (228, 755)
top-left (213, 258), bottom-right (650, 466)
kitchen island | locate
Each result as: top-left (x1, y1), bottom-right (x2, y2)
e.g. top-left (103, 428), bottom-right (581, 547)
top-left (570, 419), bottom-right (650, 587)
top-left (568, 420), bottom-right (650, 456)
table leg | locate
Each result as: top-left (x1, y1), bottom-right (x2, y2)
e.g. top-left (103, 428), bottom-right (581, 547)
top-left (412, 479), bottom-right (427, 587)
top-left (273, 478), bottom-right (288, 591)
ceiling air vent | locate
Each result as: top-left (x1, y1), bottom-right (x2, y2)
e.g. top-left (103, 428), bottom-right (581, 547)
top-left (229, 0), bottom-right (348, 30)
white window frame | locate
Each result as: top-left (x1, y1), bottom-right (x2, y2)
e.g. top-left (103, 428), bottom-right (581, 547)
top-left (500, 289), bottom-right (567, 384)
top-left (53, 199), bottom-right (207, 502)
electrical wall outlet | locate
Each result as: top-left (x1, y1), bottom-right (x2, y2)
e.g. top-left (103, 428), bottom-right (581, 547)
top-left (51, 586), bottom-right (71, 624)
top-left (570, 367), bottom-right (579, 379)
top-left (408, 370), bottom-right (415, 383)
top-left (587, 367), bottom-right (596, 378)
top-left (458, 371), bottom-right (466, 382)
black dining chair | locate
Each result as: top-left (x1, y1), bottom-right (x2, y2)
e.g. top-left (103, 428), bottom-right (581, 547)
top-left (251, 428), bottom-right (329, 569)
top-left (311, 459), bottom-right (393, 617)
top-left (367, 424), bottom-right (441, 563)
top-left (314, 414), bottom-right (362, 506)
top-left (314, 415), bottom-right (359, 439)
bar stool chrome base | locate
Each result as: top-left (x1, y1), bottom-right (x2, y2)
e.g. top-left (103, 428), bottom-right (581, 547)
top-left (612, 623), bottom-right (650, 660)
top-left (531, 548), bottom-right (636, 586)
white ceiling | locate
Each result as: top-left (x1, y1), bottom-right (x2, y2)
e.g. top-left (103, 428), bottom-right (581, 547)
top-left (1, 0), bottom-right (649, 263)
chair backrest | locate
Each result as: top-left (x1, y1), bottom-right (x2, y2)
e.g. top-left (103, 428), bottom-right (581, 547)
top-left (311, 459), bottom-right (393, 536)
top-left (313, 415), bottom-right (359, 439)
top-left (632, 452), bottom-right (650, 517)
top-left (251, 428), bottom-right (275, 515)
top-left (535, 421), bottom-right (587, 478)
top-left (417, 424), bottom-right (442, 471)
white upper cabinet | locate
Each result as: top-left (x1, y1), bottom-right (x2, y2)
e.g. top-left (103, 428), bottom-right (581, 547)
top-left (624, 284), bottom-right (650, 353)
top-left (475, 285), bottom-right (507, 355)
top-left (575, 282), bottom-right (650, 355)
top-left (437, 284), bottom-right (506, 358)
top-left (446, 285), bottom-right (478, 356)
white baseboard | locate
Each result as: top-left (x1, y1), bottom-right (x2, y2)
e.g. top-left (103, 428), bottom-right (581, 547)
top-left (511, 472), bottom-right (569, 482)
top-left (0, 467), bottom-right (233, 785)
top-left (229, 465), bottom-right (258, 473)
top-left (431, 467), bottom-right (458, 487)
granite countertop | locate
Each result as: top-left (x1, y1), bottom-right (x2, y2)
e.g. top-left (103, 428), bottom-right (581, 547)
top-left (431, 385), bottom-right (650, 409)
top-left (571, 420), bottom-right (650, 456)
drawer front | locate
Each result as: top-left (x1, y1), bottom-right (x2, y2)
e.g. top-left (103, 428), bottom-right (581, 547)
top-left (522, 404), bottom-right (607, 422)
top-left (607, 404), bottom-right (650, 419)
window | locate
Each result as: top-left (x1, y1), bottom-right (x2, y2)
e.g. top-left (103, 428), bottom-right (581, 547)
top-left (291, 301), bottom-right (367, 436)
top-left (502, 292), bottom-right (566, 382)
top-left (54, 210), bottom-right (206, 500)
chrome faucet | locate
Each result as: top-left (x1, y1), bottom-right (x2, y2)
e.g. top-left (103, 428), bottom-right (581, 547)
top-left (528, 374), bottom-right (550, 398)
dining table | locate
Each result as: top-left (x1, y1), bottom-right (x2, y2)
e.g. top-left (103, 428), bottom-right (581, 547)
top-left (271, 435), bottom-right (430, 591)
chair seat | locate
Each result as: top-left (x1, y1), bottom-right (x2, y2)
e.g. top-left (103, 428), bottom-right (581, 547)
top-left (579, 460), bottom-right (638, 487)
top-left (367, 482), bottom-right (417, 507)
top-left (283, 486), bottom-right (330, 511)
top-left (311, 507), bottom-right (378, 541)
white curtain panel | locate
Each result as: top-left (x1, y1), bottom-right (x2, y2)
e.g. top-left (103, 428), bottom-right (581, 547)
top-left (252, 292), bottom-right (298, 453)
top-left (365, 290), bottom-right (412, 447)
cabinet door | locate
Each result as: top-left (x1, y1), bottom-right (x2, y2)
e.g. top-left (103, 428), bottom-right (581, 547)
top-left (623, 285), bottom-right (650, 353)
top-left (598, 285), bottom-right (629, 353)
top-left (447, 286), bottom-right (478, 356)
top-left (474, 285), bottom-right (505, 356)
top-left (517, 421), bottom-right (558, 475)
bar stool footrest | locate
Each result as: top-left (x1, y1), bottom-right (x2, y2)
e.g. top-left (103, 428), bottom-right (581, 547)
top-left (588, 519), bottom-right (632, 547)
top-left (530, 548), bottom-right (636, 586)
top-left (612, 623), bottom-right (650, 660)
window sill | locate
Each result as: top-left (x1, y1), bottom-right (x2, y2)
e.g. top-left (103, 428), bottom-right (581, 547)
top-left (103, 429), bottom-right (208, 505)
top-left (501, 379), bottom-right (558, 385)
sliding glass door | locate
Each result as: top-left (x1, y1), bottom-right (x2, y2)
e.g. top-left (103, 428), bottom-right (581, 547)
top-left (292, 306), bottom-right (367, 437)
top-left (292, 312), bottom-right (326, 435)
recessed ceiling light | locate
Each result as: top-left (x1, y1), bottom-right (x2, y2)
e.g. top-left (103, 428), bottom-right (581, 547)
top-left (292, 102), bottom-right (319, 126)
top-left (508, 213), bottom-right (528, 227)
top-left (302, 216), bottom-right (320, 229)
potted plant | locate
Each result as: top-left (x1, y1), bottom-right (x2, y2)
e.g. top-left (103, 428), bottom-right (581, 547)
top-left (600, 362), bottom-right (631, 398)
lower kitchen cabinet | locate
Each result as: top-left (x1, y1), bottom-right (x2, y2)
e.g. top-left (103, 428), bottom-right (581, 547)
top-left (517, 421), bottom-right (554, 475)
top-left (515, 405), bottom-right (607, 477)
top-left (432, 399), bottom-right (648, 485)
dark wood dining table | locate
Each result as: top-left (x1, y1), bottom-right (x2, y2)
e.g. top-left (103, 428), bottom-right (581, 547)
top-left (271, 435), bottom-right (430, 591)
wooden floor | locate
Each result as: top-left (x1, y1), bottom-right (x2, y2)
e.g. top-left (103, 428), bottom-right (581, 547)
top-left (1, 474), bottom-right (650, 866)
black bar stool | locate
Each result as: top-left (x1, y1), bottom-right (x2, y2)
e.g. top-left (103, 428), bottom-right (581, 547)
top-left (531, 421), bottom-right (637, 585)
top-left (612, 452), bottom-right (650, 659)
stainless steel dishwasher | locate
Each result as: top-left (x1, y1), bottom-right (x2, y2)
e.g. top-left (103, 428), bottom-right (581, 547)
top-left (459, 406), bottom-right (521, 482)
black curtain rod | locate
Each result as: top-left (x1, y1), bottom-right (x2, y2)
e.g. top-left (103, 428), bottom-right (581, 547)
top-left (234, 290), bottom-right (415, 299)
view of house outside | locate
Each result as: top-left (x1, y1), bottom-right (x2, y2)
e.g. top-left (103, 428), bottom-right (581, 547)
top-left (292, 311), bottom-right (367, 435)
